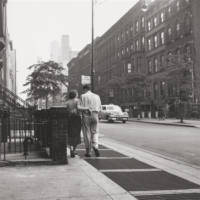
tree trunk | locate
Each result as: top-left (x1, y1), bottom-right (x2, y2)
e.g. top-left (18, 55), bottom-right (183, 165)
top-left (180, 101), bottom-right (183, 123)
top-left (46, 96), bottom-right (48, 109)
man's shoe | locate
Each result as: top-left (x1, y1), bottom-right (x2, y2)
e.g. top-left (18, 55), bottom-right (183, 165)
top-left (85, 154), bottom-right (91, 157)
top-left (93, 147), bottom-right (100, 157)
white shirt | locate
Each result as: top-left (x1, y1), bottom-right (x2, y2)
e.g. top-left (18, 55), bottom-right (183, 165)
top-left (78, 91), bottom-right (101, 112)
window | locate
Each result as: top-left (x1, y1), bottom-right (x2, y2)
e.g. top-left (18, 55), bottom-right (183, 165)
top-left (185, 14), bottom-right (190, 33)
top-left (160, 31), bottom-right (164, 45)
top-left (160, 81), bottom-right (165, 97)
top-left (154, 35), bottom-right (158, 48)
top-left (117, 35), bottom-right (120, 45)
top-left (160, 12), bottom-right (164, 23)
top-left (117, 51), bottom-right (120, 59)
top-left (126, 28), bottom-right (129, 40)
top-left (185, 44), bottom-right (191, 59)
top-left (168, 7), bottom-right (171, 17)
top-left (126, 46), bottom-right (129, 53)
top-left (154, 17), bottom-right (157, 27)
top-left (176, 1), bottom-right (180, 12)
top-left (121, 32), bottom-right (124, 42)
top-left (141, 16), bottom-right (145, 28)
top-left (141, 36), bottom-right (145, 49)
top-left (154, 58), bottom-right (158, 72)
top-left (130, 25), bottom-right (133, 36)
top-left (148, 60), bottom-right (152, 74)
top-left (148, 21), bottom-right (151, 31)
top-left (130, 43), bottom-right (133, 50)
top-left (123, 63), bottom-right (126, 74)
top-left (135, 39), bottom-right (139, 51)
top-left (109, 89), bottom-right (114, 97)
top-left (160, 55), bottom-right (165, 67)
top-left (98, 76), bottom-right (101, 85)
top-left (148, 38), bottom-right (151, 51)
top-left (154, 83), bottom-right (158, 99)
top-left (137, 57), bottom-right (142, 72)
top-left (135, 20), bottom-right (139, 32)
top-left (167, 26), bottom-right (172, 41)
top-left (176, 21), bottom-right (181, 37)
top-left (127, 63), bottom-right (131, 73)
top-left (121, 49), bottom-right (124, 55)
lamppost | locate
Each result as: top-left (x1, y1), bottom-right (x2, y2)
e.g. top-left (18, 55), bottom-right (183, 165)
top-left (91, 0), bottom-right (94, 92)
top-left (141, 0), bottom-right (148, 12)
top-left (90, 0), bottom-right (149, 93)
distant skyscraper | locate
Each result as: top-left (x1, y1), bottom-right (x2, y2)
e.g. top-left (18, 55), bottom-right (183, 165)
top-left (50, 35), bottom-right (79, 106)
top-left (60, 35), bottom-right (70, 62)
top-left (51, 41), bottom-right (59, 62)
top-left (37, 57), bottom-right (43, 64)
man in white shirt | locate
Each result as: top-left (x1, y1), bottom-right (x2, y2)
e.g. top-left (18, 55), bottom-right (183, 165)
top-left (77, 85), bottom-right (101, 157)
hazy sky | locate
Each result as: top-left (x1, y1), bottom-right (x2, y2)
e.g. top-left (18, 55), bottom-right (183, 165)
top-left (7, 0), bottom-right (138, 99)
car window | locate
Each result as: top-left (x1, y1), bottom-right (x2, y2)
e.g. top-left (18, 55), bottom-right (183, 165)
top-left (114, 106), bottom-right (121, 111)
top-left (102, 106), bottom-right (106, 110)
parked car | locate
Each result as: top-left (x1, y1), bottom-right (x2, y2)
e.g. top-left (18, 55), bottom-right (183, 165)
top-left (99, 104), bottom-right (129, 123)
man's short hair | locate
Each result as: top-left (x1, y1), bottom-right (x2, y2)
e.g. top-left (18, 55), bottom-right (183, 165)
top-left (68, 90), bottom-right (77, 99)
top-left (83, 84), bottom-right (91, 91)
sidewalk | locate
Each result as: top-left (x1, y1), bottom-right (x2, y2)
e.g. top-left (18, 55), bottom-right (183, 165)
top-left (1, 137), bottom-right (200, 200)
top-left (128, 117), bottom-right (200, 128)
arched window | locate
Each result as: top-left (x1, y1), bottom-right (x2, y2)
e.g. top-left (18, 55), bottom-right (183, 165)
top-left (184, 14), bottom-right (190, 34)
top-left (175, 20), bottom-right (181, 38)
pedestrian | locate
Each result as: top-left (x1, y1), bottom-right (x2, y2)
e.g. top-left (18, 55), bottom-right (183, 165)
top-left (66, 90), bottom-right (82, 158)
top-left (158, 108), bottom-right (164, 121)
top-left (77, 84), bottom-right (101, 157)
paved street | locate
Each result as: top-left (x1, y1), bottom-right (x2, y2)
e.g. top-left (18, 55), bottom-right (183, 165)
top-left (99, 120), bottom-right (200, 166)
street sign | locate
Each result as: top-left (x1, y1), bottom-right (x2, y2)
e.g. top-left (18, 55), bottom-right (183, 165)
top-left (81, 75), bottom-right (91, 84)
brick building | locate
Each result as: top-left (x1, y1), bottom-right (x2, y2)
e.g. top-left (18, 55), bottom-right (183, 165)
top-left (68, 0), bottom-right (200, 118)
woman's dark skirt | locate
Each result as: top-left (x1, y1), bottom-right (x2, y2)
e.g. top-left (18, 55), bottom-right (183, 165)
top-left (68, 115), bottom-right (81, 146)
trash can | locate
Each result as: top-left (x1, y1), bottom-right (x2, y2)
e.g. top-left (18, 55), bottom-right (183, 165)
top-left (148, 111), bottom-right (151, 118)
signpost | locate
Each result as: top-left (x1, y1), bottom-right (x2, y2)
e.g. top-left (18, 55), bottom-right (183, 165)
top-left (81, 75), bottom-right (91, 85)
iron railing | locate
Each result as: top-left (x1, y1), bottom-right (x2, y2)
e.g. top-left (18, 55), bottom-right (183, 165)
top-left (0, 83), bottom-right (33, 117)
top-left (1, 115), bottom-right (50, 161)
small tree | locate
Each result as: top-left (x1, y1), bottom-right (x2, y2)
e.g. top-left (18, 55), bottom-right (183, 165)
top-left (122, 72), bottom-right (150, 118)
top-left (96, 73), bottom-right (150, 116)
top-left (158, 54), bottom-right (200, 122)
top-left (22, 61), bottom-right (68, 109)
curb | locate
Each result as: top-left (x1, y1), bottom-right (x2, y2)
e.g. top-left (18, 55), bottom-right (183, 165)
top-left (128, 119), bottom-right (197, 128)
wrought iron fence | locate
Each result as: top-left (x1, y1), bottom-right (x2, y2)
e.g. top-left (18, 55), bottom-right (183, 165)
top-left (1, 115), bottom-right (50, 161)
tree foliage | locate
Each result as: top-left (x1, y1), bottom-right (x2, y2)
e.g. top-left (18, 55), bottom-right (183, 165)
top-left (158, 54), bottom-right (200, 101)
top-left (96, 72), bottom-right (150, 109)
top-left (22, 61), bottom-right (68, 109)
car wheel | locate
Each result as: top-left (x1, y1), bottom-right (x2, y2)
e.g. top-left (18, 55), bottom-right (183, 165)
top-left (122, 120), bottom-right (126, 123)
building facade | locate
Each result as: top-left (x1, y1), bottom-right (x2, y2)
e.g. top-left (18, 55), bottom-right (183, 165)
top-left (68, 0), bottom-right (200, 118)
